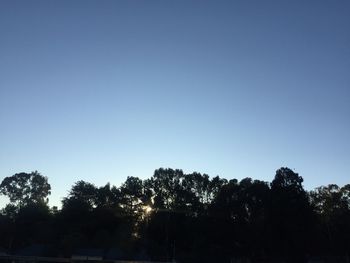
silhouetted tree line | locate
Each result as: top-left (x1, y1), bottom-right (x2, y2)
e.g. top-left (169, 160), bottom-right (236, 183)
top-left (0, 168), bottom-right (350, 263)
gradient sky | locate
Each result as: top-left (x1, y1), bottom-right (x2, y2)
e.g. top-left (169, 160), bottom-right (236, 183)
top-left (1, 0), bottom-right (349, 208)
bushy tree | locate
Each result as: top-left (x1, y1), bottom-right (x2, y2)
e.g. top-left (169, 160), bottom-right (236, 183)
top-left (0, 171), bottom-right (51, 207)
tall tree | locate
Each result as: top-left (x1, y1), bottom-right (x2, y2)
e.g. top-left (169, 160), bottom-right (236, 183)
top-left (0, 171), bottom-right (51, 207)
top-left (270, 167), bottom-right (312, 263)
top-left (151, 168), bottom-right (184, 210)
top-left (310, 184), bottom-right (350, 257)
top-left (62, 180), bottom-right (98, 210)
top-left (120, 176), bottom-right (146, 215)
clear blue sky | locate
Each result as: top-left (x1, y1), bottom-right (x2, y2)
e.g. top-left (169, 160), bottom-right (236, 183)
top-left (1, 0), bottom-right (349, 208)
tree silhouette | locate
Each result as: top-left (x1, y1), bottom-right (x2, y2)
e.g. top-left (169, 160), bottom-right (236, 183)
top-left (0, 171), bottom-right (51, 207)
top-left (62, 180), bottom-right (98, 210)
top-left (0, 167), bottom-right (349, 262)
top-left (269, 167), bottom-right (313, 263)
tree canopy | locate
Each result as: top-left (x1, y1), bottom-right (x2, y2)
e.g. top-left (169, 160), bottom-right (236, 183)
top-left (0, 171), bottom-right (51, 207)
top-left (0, 167), bottom-right (349, 263)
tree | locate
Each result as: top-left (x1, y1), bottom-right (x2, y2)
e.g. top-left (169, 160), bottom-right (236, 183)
top-left (0, 171), bottom-right (51, 207)
top-left (62, 180), bottom-right (98, 210)
top-left (94, 183), bottom-right (122, 209)
top-left (120, 176), bottom-right (146, 215)
top-left (152, 168), bottom-right (184, 210)
top-left (310, 184), bottom-right (350, 257)
top-left (310, 184), bottom-right (349, 217)
top-left (269, 167), bottom-right (312, 263)
top-left (208, 175), bottom-right (228, 201)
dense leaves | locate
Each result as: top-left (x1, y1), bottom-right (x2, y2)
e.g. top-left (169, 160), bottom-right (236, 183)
top-left (0, 171), bottom-right (51, 207)
top-left (1, 168), bottom-right (350, 262)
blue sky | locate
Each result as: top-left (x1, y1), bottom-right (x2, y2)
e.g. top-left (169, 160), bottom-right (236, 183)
top-left (1, 0), bottom-right (349, 207)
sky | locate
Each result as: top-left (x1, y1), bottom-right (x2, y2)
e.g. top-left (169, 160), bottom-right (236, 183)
top-left (0, 0), bottom-right (349, 208)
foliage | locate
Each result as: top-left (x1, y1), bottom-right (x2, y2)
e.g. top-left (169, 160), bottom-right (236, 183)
top-left (0, 171), bottom-right (51, 207)
top-left (1, 167), bottom-right (350, 262)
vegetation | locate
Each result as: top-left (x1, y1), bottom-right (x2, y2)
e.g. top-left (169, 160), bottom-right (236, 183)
top-left (0, 168), bottom-right (349, 263)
